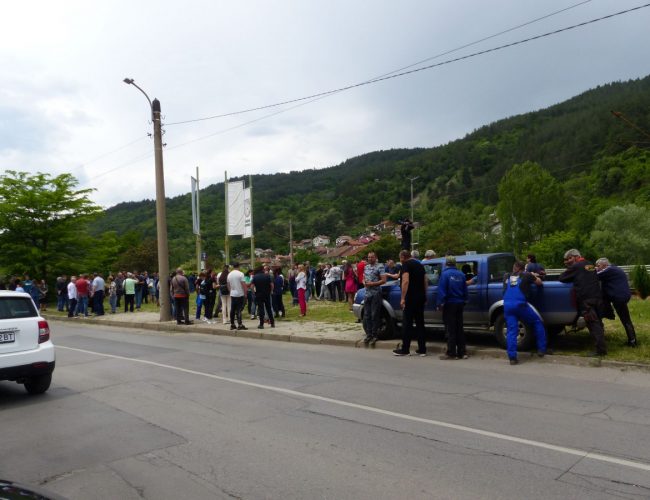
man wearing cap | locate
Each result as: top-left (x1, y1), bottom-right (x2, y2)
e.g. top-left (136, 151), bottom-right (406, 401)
top-left (437, 255), bottom-right (468, 360)
top-left (596, 257), bottom-right (637, 347)
top-left (171, 268), bottom-right (193, 325)
top-left (559, 249), bottom-right (606, 356)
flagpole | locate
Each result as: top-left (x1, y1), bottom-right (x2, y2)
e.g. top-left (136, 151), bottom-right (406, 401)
top-left (195, 166), bottom-right (201, 275)
top-left (249, 174), bottom-right (255, 270)
top-left (224, 171), bottom-right (229, 265)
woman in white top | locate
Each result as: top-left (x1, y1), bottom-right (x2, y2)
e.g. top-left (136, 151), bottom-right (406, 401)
top-left (296, 264), bottom-right (307, 316)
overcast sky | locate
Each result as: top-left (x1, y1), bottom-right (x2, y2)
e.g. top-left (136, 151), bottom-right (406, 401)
top-left (2, 0), bottom-right (649, 208)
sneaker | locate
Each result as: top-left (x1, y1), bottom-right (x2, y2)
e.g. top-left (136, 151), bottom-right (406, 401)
top-left (270, 323), bottom-right (275, 328)
top-left (362, 336), bottom-right (372, 345)
top-left (458, 354), bottom-right (469, 360)
top-left (509, 358), bottom-right (519, 365)
top-left (586, 351), bottom-right (607, 357)
top-left (230, 325), bottom-right (237, 330)
top-left (627, 340), bottom-right (638, 348)
top-left (258, 325), bottom-right (264, 329)
top-left (250, 315), bottom-right (255, 320)
top-left (185, 321), bottom-right (194, 325)
top-left (369, 337), bottom-right (378, 347)
top-left (392, 349), bottom-right (410, 356)
top-left (415, 350), bottom-right (427, 357)
top-left (237, 325), bottom-right (248, 331)
top-left (439, 354), bottom-right (456, 361)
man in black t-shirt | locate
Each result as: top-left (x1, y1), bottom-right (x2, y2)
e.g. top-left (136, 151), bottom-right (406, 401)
top-left (393, 249), bottom-right (428, 356)
top-left (251, 268), bottom-right (275, 329)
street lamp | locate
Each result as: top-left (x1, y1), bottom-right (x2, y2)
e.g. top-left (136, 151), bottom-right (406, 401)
top-left (123, 78), bottom-right (172, 322)
top-left (407, 176), bottom-right (419, 252)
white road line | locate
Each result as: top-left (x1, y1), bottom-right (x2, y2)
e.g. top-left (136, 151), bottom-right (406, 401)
top-left (58, 345), bottom-right (650, 473)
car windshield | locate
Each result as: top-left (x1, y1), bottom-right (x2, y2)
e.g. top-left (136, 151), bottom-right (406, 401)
top-left (0, 297), bottom-right (38, 319)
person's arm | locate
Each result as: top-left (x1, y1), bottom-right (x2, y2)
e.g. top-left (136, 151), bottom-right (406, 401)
top-left (437, 274), bottom-right (447, 307)
top-left (558, 265), bottom-right (576, 283)
top-left (423, 274), bottom-right (428, 305)
top-left (400, 271), bottom-right (410, 310)
top-left (242, 278), bottom-right (248, 300)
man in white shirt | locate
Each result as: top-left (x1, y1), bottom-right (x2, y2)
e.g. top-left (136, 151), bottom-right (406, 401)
top-left (67, 276), bottom-right (78, 318)
top-left (227, 262), bottom-right (248, 331)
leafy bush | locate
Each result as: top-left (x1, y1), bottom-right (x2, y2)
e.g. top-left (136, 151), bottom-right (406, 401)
top-left (631, 264), bottom-right (650, 299)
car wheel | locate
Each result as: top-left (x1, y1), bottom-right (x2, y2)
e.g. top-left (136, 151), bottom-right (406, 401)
top-left (494, 312), bottom-right (535, 351)
top-left (376, 309), bottom-right (396, 340)
top-left (24, 373), bottom-right (52, 395)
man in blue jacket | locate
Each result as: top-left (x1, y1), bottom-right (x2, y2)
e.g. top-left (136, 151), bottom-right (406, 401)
top-left (596, 258), bottom-right (637, 347)
top-left (437, 256), bottom-right (468, 360)
top-left (503, 261), bottom-right (547, 365)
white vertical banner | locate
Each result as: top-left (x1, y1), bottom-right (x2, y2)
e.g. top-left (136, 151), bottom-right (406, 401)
top-left (243, 187), bottom-right (253, 238)
top-left (191, 176), bottom-right (200, 235)
top-left (227, 180), bottom-right (245, 236)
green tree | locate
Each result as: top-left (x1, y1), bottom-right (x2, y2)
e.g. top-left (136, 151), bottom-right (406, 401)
top-left (365, 236), bottom-right (400, 262)
top-left (0, 171), bottom-right (101, 280)
top-left (631, 264), bottom-right (650, 299)
top-left (496, 162), bottom-right (566, 254)
top-left (589, 204), bottom-right (650, 264)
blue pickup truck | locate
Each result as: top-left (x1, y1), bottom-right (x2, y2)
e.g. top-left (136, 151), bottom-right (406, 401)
top-left (353, 253), bottom-right (578, 351)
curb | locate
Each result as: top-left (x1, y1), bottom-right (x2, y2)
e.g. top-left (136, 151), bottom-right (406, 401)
top-left (45, 315), bottom-right (650, 372)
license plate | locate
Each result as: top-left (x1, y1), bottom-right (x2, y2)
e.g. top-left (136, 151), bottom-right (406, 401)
top-left (0, 332), bottom-right (15, 343)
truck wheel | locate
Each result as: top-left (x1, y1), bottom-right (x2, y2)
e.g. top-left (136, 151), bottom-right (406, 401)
top-left (24, 373), bottom-right (52, 395)
top-left (494, 313), bottom-right (535, 351)
top-left (377, 309), bottom-right (396, 340)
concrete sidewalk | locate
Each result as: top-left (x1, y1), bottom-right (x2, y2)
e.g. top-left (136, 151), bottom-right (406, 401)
top-left (45, 311), bottom-right (650, 371)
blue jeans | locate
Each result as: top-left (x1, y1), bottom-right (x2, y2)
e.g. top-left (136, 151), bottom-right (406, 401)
top-left (135, 288), bottom-right (143, 308)
top-left (109, 294), bottom-right (117, 313)
top-left (77, 296), bottom-right (89, 316)
top-left (57, 295), bottom-right (68, 312)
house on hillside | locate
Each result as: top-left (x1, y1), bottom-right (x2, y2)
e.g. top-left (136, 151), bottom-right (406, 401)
top-left (358, 234), bottom-right (378, 245)
top-left (335, 235), bottom-right (352, 247)
top-left (254, 248), bottom-right (275, 258)
top-left (293, 239), bottom-right (312, 250)
top-left (373, 220), bottom-right (395, 232)
top-left (312, 235), bottom-right (330, 247)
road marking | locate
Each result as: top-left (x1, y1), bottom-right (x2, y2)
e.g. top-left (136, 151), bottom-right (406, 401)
top-left (58, 345), bottom-right (650, 473)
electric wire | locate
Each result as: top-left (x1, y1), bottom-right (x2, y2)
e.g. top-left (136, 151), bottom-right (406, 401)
top-left (70, 135), bottom-right (149, 172)
top-left (165, 1), bottom-right (647, 127)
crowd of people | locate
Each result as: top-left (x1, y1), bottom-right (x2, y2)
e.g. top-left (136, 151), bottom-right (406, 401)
top-left (2, 246), bottom-right (639, 364)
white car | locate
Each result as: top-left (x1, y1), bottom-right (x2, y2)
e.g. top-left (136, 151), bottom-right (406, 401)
top-left (0, 291), bottom-right (55, 394)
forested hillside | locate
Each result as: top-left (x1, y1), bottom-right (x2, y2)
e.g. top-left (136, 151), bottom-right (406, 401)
top-left (93, 75), bottom-right (650, 267)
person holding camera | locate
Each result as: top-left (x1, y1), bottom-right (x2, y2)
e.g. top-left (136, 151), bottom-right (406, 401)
top-left (400, 218), bottom-right (414, 251)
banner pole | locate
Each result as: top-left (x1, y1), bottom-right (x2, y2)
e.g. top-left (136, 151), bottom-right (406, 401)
top-left (195, 166), bottom-right (201, 275)
top-left (224, 171), bottom-right (229, 265)
top-left (249, 174), bottom-right (255, 270)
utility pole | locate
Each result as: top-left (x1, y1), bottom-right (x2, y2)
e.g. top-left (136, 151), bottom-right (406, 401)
top-left (123, 78), bottom-right (171, 322)
top-left (249, 175), bottom-right (255, 270)
top-left (289, 218), bottom-right (294, 268)
top-left (195, 166), bottom-right (201, 275)
top-left (407, 176), bottom-right (419, 252)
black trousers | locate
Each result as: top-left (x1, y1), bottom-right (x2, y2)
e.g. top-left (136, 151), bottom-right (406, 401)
top-left (68, 298), bottom-right (77, 317)
top-left (256, 295), bottom-right (274, 326)
top-left (205, 294), bottom-right (216, 319)
top-left (613, 300), bottom-right (637, 343)
top-left (272, 293), bottom-right (285, 317)
top-left (444, 302), bottom-right (466, 357)
top-left (174, 296), bottom-right (190, 324)
top-left (93, 290), bottom-right (105, 316)
top-left (581, 300), bottom-right (607, 354)
top-left (124, 294), bottom-right (135, 312)
top-left (402, 301), bottom-right (426, 353)
top-left (230, 296), bottom-right (244, 326)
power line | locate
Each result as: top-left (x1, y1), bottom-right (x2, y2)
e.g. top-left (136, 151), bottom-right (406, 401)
top-left (166, 1), bottom-right (647, 127)
top-left (70, 135), bottom-right (149, 172)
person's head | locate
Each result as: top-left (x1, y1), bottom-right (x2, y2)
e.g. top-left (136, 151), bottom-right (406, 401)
top-left (424, 249), bottom-right (436, 259)
top-left (445, 255), bottom-right (457, 267)
top-left (595, 257), bottom-right (610, 271)
top-left (298, 264), bottom-right (305, 272)
top-left (127, 272), bottom-right (133, 278)
top-left (232, 262), bottom-right (240, 269)
top-left (367, 252), bottom-right (377, 265)
top-left (399, 249), bottom-right (411, 264)
top-left (412, 249), bottom-right (420, 259)
top-left (526, 253), bottom-right (537, 263)
top-left (563, 249), bottom-right (582, 267)
top-left (176, 267), bottom-right (184, 275)
top-left (512, 261), bottom-right (525, 273)
top-left (387, 259), bottom-right (395, 267)
top-left (222, 264), bottom-right (229, 274)
top-left (461, 264), bottom-right (472, 274)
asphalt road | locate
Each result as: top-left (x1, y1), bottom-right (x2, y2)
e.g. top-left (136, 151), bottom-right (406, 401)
top-left (2, 322), bottom-right (650, 500)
